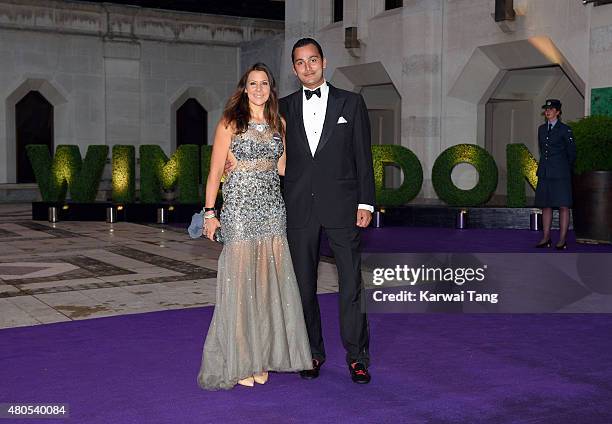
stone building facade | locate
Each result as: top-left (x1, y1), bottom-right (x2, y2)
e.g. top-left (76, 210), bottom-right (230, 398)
top-left (280, 0), bottom-right (612, 200)
top-left (3, 0), bottom-right (612, 203)
top-left (0, 0), bottom-right (282, 200)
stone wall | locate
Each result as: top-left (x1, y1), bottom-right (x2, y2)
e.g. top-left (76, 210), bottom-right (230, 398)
top-left (281, 0), bottom-right (603, 200)
top-left (0, 0), bottom-right (283, 187)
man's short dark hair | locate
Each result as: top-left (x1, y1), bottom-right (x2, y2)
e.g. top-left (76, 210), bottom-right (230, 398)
top-left (291, 38), bottom-right (324, 63)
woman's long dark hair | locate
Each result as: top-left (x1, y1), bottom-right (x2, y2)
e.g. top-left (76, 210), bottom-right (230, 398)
top-left (222, 62), bottom-right (284, 137)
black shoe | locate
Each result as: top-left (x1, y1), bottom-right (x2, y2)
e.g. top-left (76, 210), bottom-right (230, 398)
top-left (535, 239), bottom-right (551, 248)
top-left (299, 359), bottom-right (323, 380)
top-left (555, 241), bottom-right (567, 250)
top-left (349, 362), bottom-right (371, 384)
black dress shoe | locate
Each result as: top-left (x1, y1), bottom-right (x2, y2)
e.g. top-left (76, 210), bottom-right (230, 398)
top-left (535, 239), bottom-right (551, 248)
top-left (349, 362), bottom-right (371, 384)
top-left (555, 241), bottom-right (567, 250)
top-left (299, 359), bottom-right (323, 380)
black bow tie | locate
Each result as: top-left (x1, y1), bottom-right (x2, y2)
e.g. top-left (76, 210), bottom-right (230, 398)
top-left (304, 87), bottom-right (321, 100)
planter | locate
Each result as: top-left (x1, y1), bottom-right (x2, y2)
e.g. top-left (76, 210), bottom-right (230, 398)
top-left (572, 171), bottom-right (612, 244)
top-left (162, 189), bottom-right (176, 202)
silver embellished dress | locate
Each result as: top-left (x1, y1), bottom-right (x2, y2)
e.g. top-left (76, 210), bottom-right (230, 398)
top-left (197, 122), bottom-right (312, 390)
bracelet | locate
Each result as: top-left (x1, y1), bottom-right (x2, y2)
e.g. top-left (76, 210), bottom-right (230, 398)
top-left (203, 207), bottom-right (216, 219)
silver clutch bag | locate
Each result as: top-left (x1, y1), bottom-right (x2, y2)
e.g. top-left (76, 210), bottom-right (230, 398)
top-left (212, 227), bottom-right (224, 244)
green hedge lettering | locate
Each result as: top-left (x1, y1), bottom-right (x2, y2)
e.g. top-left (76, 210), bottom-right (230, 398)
top-left (26, 144), bottom-right (108, 202)
top-left (112, 145), bottom-right (136, 203)
top-left (432, 144), bottom-right (498, 206)
top-left (372, 145), bottom-right (423, 206)
top-left (139, 144), bottom-right (199, 203)
top-left (506, 143), bottom-right (538, 207)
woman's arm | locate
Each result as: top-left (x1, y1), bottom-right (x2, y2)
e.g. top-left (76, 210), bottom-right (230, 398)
top-left (203, 120), bottom-right (232, 239)
top-left (277, 117), bottom-right (287, 176)
top-left (205, 120), bottom-right (233, 208)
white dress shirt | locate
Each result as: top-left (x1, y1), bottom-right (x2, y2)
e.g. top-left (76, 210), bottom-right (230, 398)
top-left (301, 80), bottom-right (374, 213)
top-left (302, 81), bottom-right (328, 156)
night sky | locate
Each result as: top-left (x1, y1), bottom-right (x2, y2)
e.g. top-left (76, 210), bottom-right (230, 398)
top-left (75, 0), bottom-right (284, 20)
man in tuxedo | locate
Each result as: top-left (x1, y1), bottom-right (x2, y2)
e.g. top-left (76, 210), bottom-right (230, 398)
top-left (279, 38), bottom-right (375, 384)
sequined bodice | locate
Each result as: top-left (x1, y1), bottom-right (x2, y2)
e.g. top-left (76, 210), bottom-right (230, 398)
top-left (230, 122), bottom-right (283, 162)
top-left (221, 122), bottom-right (286, 243)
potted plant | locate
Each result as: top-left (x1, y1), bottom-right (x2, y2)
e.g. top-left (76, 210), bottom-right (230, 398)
top-left (569, 115), bottom-right (612, 244)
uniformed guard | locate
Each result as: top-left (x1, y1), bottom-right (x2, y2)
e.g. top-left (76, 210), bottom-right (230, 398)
top-left (534, 99), bottom-right (576, 250)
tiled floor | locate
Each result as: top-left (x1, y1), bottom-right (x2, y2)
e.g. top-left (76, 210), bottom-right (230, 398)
top-left (0, 204), bottom-right (341, 329)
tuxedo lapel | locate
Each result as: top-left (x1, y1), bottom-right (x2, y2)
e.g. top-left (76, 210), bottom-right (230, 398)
top-left (315, 85), bottom-right (345, 157)
top-left (291, 91), bottom-right (312, 156)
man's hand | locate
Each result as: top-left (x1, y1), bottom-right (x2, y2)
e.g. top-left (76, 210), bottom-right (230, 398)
top-left (224, 156), bottom-right (237, 175)
top-left (356, 209), bottom-right (372, 228)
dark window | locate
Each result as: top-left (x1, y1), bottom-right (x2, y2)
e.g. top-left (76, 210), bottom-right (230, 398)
top-left (494, 0), bottom-right (515, 21)
top-left (16, 91), bottom-right (53, 183)
top-left (385, 0), bottom-right (403, 10)
top-left (177, 98), bottom-right (207, 147)
top-left (333, 0), bottom-right (343, 22)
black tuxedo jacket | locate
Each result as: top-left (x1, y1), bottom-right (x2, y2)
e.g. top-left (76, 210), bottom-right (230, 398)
top-left (279, 84), bottom-right (376, 229)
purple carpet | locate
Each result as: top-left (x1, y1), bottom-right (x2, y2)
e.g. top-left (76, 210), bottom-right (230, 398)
top-left (321, 228), bottom-right (612, 255)
top-left (2, 293), bottom-right (612, 423)
top-left (172, 221), bottom-right (611, 254)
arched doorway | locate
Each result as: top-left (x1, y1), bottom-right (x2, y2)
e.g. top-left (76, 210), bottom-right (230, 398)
top-left (4, 79), bottom-right (67, 184)
top-left (361, 84), bottom-right (402, 189)
top-left (176, 98), bottom-right (207, 147)
top-left (331, 62), bottom-right (402, 189)
top-left (484, 65), bottom-right (584, 200)
top-left (16, 91), bottom-right (54, 183)
top-left (447, 37), bottom-right (585, 200)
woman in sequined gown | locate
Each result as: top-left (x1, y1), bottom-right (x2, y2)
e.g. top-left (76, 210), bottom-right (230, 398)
top-left (197, 63), bottom-right (312, 390)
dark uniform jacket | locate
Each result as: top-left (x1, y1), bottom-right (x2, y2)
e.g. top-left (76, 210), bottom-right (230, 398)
top-left (536, 120), bottom-right (576, 179)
